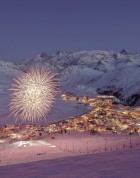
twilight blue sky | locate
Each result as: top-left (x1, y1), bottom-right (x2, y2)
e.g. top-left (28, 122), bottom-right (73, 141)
top-left (0, 0), bottom-right (140, 62)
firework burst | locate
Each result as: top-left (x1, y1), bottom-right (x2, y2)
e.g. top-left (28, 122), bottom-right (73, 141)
top-left (9, 68), bottom-right (58, 122)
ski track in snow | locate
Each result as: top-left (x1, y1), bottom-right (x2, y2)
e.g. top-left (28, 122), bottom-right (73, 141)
top-left (0, 133), bottom-right (140, 177)
top-left (0, 144), bottom-right (140, 178)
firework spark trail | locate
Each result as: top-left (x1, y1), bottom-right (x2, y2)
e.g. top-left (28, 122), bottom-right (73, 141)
top-left (9, 68), bottom-right (58, 122)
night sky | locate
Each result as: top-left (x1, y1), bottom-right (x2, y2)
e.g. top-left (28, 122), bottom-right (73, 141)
top-left (0, 0), bottom-right (140, 62)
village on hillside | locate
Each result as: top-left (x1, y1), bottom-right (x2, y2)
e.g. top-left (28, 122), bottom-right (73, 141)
top-left (1, 93), bottom-right (140, 144)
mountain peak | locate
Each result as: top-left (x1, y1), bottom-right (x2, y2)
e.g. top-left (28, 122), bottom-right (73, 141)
top-left (56, 51), bottom-right (65, 55)
top-left (120, 49), bottom-right (129, 55)
top-left (40, 51), bottom-right (51, 59)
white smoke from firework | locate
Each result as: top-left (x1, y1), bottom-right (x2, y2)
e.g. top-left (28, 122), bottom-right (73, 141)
top-left (9, 68), bottom-right (58, 122)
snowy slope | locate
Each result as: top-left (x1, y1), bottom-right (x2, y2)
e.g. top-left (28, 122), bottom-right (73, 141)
top-left (19, 49), bottom-right (140, 105)
top-left (95, 65), bottom-right (140, 105)
top-left (0, 148), bottom-right (140, 178)
top-left (0, 61), bottom-right (22, 124)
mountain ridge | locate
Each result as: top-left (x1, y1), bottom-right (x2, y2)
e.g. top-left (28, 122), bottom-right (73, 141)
top-left (0, 49), bottom-right (140, 106)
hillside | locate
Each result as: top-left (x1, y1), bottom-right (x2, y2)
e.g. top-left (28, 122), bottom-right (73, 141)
top-left (19, 49), bottom-right (140, 105)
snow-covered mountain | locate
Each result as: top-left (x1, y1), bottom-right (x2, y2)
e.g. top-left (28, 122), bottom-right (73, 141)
top-left (0, 49), bottom-right (140, 113)
top-left (18, 49), bottom-right (140, 106)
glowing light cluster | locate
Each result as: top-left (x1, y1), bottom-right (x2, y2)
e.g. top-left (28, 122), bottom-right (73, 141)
top-left (9, 68), bottom-right (58, 122)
